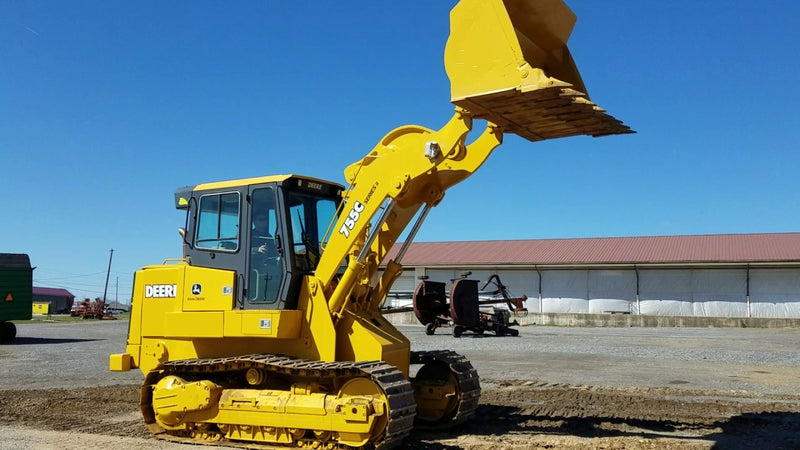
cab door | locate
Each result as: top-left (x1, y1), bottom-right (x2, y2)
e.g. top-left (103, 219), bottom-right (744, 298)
top-left (188, 188), bottom-right (245, 298)
top-left (245, 185), bottom-right (291, 309)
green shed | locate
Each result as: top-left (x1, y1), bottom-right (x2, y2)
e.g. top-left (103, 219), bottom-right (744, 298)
top-left (0, 253), bottom-right (33, 342)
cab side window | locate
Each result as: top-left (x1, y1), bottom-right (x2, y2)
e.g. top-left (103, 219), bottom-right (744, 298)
top-left (196, 192), bottom-right (240, 251)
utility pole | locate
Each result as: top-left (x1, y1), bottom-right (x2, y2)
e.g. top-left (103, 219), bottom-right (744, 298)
top-left (102, 249), bottom-right (114, 304)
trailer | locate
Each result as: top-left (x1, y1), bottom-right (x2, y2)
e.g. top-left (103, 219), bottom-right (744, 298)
top-left (0, 253), bottom-right (33, 343)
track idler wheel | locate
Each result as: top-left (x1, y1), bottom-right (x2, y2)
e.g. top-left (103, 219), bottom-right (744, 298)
top-left (334, 377), bottom-right (390, 448)
top-left (411, 361), bottom-right (459, 423)
top-left (151, 376), bottom-right (221, 429)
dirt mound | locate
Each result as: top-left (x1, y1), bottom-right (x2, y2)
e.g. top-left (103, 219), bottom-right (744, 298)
top-left (0, 385), bottom-right (148, 439)
top-left (2, 382), bottom-right (799, 449)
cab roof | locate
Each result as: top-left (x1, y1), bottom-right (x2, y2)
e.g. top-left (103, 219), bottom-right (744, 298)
top-left (174, 174), bottom-right (344, 210)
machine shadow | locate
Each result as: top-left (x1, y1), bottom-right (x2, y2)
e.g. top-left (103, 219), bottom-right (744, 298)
top-left (8, 337), bottom-right (103, 345)
top-left (428, 330), bottom-right (519, 339)
top-left (405, 405), bottom-right (800, 449)
top-left (707, 411), bottom-right (800, 449)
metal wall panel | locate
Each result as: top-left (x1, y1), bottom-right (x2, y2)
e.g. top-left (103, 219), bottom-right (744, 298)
top-left (750, 268), bottom-right (800, 318)
top-left (541, 270), bottom-right (589, 313)
top-left (587, 269), bottom-right (637, 314)
top-left (691, 269), bottom-right (747, 317)
top-left (639, 269), bottom-right (693, 316)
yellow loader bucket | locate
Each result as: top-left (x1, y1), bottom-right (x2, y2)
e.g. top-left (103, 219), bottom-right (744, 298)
top-left (446, 0), bottom-right (633, 141)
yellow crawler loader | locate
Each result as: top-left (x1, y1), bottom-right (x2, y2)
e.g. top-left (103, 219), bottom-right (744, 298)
top-left (110, 1), bottom-right (632, 448)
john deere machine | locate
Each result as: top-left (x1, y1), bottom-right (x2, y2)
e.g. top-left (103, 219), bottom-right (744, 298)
top-left (110, 0), bottom-right (632, 448)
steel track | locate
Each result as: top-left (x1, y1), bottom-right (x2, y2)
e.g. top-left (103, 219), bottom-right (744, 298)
top-left (139, 350), bottom-right (480, 449)
top-left (141, 354), bottom-right (416, 449)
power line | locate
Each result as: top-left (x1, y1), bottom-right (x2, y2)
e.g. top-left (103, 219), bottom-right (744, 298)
top-left (33, 271), bottom-right (107, 280)
top-left (35, 280), bottom-right (132, 293)
top-left (35, 281), bottom-right (118, 297)
top-left (34, 277), bottom-right (131, 288)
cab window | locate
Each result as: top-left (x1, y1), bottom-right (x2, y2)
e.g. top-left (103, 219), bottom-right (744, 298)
top-left (196, 192), bottom-right (240, 251)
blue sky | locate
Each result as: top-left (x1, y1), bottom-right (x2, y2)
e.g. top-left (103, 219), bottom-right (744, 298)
top-left (2, 1), bottom-right (799, 302)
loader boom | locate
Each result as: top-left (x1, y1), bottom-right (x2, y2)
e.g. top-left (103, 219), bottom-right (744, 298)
top-left (316, 0), bottom-right (631, 323)
top-left (318, 111), bottom-right (503, 316)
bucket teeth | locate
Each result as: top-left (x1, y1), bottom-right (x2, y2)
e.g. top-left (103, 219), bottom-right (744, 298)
top-left (454, 85), bottom-right (633, 142)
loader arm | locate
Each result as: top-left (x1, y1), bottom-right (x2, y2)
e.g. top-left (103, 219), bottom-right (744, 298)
top-left (316, 110), bottom-right (502, 317)
top-left (315, 0), bottom-right (632, 320)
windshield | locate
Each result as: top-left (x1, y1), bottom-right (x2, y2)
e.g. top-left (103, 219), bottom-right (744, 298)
top-left (286, 189), bottom-right (339, 273)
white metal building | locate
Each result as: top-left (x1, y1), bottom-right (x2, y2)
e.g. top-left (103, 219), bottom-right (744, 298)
top-left (383, 233), bottom-right (800, 318)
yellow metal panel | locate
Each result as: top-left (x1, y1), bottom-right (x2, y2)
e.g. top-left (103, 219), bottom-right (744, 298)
top-left (32, 302), bottom-right (49, 314)
top-left (298, 279), bottom-right (338, 362)
top-left (164, 312), bottom-right (225, 337)
top-left (124, 344), bottom-right (141, 368)
top-left (109, 353), bottom-right (132, 372)
top-left (138, 263), bottom-right (185, 337)
top-left (223, 310), bottom-right (302, 338)
top-left (335, 312), bottom-right (410, 377)
top-left (182, 266), bottom-right (236, 311)
top-left (137, 340), bottom-right (200, 374)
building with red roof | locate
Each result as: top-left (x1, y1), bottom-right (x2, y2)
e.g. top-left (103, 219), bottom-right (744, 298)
top-left (384, 233), bottom-right (800, 318)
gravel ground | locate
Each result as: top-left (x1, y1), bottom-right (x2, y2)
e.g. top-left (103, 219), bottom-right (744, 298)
top-left (0, 320), bottom-right (141, 390)
top-left (4, 320), bottom-right (799, 393)
top-left (1, 319), bottom-right (800, 449)
top-left (412, 324), bottom-right (800, 395)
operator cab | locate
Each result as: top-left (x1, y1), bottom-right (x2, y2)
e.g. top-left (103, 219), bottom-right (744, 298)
top-left (175, 175), bottom-right (343, 310)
